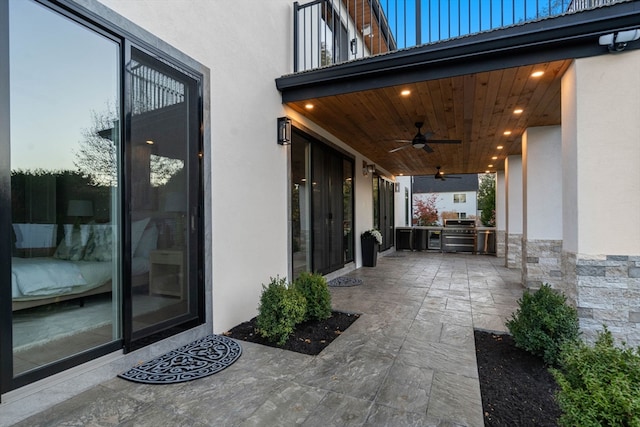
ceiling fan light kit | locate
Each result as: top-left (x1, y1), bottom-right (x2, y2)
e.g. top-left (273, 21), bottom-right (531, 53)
top-left (435, 166), bottom-right (461, 181)
top-left (389, 122), bottom-right (461, 154)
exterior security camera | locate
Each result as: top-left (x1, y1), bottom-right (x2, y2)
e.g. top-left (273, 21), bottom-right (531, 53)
top-left (599, 29), bottom-right (640, 52)
top-left (598, 33), bottom-right (614, 46)
top-left (615, 29), bottom-right (640, 43)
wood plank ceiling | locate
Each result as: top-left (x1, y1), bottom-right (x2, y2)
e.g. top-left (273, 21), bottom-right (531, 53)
top-left (285, 59), bottom-right (572, 177)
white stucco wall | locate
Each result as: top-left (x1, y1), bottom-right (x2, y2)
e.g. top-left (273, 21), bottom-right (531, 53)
top-left (561, 62), bottom-right (579, 253)
top-left (395, 176), bottom-right (412, 227)
top-left (522, 126), bottom-right (562, 240)
top-left (563, 52), bottom-right (640, 255)
top-left (505, 155), bottom-right (523, 234)
top-left (95, 0), bottom-right (294, 333)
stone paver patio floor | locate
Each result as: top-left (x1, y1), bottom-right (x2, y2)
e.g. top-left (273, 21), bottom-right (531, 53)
top-left (8, 251), bottom-right (523, 427)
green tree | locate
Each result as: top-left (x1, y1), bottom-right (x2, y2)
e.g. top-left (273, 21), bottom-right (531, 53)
top-left (478, 174), bottom-right (496, 227)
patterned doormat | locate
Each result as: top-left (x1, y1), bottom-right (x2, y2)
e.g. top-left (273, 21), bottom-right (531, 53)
top-left (327, 277), bottom-right (363, 287)
top-left (119, 334), bottom-right (242, 384)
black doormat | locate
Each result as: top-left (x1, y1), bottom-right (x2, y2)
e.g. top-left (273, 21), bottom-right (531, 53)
top-left (118, 334), bottom-right (242, 384)
top-left (327, 277), bottom-right (363, 287)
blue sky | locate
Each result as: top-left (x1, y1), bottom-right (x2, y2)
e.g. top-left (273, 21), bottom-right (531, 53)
top-left (9, 0), bottom-right (118, 171)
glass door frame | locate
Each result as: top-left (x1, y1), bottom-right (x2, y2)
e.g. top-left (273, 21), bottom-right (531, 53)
top-left (289, 127), bottom-right (355, 278)
top-left (0, 0), bottom-right (205, 393)
top-left (122, 41), bottom-right (204, 352)
top-left (0, 0), bottom-right (125, 392)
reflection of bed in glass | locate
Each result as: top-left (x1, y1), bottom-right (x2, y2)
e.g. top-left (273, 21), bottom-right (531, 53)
top-left (11, 258), bottom-right (149, 311)
top-left (10, 218), bottom-right (156, 311)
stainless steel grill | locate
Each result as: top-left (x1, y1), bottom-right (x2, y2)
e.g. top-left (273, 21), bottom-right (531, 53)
top-left (442, 219), bottom-right (477, 253)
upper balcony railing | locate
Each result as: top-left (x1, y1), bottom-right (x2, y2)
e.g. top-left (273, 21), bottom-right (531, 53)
top-left (293, 0), bottom-right (629, 72)
top-left (129, 60), bottom-right (185, 115)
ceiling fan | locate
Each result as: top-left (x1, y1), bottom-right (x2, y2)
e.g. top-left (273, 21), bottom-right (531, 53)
top-left (434, 166), bottom-right (461, 180)
top-left (389, 122), bottom-right (461, 153)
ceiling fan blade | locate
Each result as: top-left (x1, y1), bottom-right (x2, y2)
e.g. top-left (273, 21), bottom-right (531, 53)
top-left (422, 144), bottom-right (434, 153)
top-left (393, 139), bottom-right (412, 143)
top-left (427, 139), bottom-right (462, 144)
top-left (389, 145), bottom-right (411, 153)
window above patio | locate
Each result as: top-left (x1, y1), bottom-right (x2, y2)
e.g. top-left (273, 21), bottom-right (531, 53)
top-left (294, 0), bottom-right (629, 72)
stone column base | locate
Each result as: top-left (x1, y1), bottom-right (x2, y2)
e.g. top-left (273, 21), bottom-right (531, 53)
top-left (564, 251), bottom-right (640, 347)
top-left (506, 233), bottom-right (522, 269)
top-left (496, 230), bottom-right (506, 258)
top-left (522, 239), bottom-right (562, 290)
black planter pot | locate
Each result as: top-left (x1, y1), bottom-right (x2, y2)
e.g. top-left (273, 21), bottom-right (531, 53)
top-left (361, 236), bottom-right (379, 267)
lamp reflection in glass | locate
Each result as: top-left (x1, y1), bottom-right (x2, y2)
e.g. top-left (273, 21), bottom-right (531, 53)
top-left (277, 117), bottom-right (292, 145)
top-left (163, 192), bottom-right (186, 248)
top-left (67, 200), bottom-right (93, 227)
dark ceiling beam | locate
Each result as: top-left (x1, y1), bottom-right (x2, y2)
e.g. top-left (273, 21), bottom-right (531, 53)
top-left (276, 2), bottom-right (640, 102)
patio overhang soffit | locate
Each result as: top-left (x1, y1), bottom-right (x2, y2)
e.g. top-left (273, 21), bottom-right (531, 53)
top-left (276, 1), bottom-right (640, 177)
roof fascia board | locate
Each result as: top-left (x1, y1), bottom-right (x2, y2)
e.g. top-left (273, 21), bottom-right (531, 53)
top-left (277, 2), bottom-right (640, 102)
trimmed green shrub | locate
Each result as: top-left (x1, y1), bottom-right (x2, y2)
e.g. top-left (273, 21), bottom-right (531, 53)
top-left (506, 284), bottom-right (579, 365)
top-left (256, 277), bottom-right (306, 346)
top-left (551, 327), bottom-right (640, 427)
top-left (293, 272), bottom-right (332, 321)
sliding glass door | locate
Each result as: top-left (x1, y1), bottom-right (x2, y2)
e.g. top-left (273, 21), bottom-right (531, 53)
top-left (375, 176), bottom-right (395, 251)
top-left (290, 130), bottom-right (354, 277)
top-left (126, 46), bottom-right (201, 346)
top-left (6, 0), bottom-right (121, 379)
top-left (0, 0), bottom-right (203, 392)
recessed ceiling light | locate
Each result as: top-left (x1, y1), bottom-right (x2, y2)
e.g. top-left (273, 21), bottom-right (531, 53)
top-left (305, 103), bottom-right (314, 109)
top-left (398, 173), bottom-right (404, 176)
top-left (492, 156), bottom-right (498, 160)
top-left (400, 89), bottom-right (411, 96)
top-left (488, 164), bottom-right (494, 168)
top-left (485, 170), bottom-right (491, 173)
top-left (531, 70), bottom-right (544, 78)
top-left (514, 108), bottom-right (524, 114)
top-left (146, 140), bottom-right (154, 145)
top-left (497, 145), bottom-right (504, 149)
top-left (503, 131), bottom-right (512, 136)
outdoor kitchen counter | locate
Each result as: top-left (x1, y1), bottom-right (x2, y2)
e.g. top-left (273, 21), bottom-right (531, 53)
top-left (476, 227), bottom-right (497, 254)
top-left (396, 225), bottom-right (496, 254)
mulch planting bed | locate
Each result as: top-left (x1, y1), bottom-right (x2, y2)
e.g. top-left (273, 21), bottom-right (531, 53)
top-left (475, 330), bottom-right (563, 426)
top-left (224, 311), bottom-right (360, 356)
top-left (226, 314), bottom-right (563, 425)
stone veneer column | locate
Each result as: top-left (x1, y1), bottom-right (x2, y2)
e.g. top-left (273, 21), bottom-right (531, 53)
top-left (496, 230), bottom-right (506, 258)
top-left (521, 126), bottom-right (562, 290)
top-left (506, 233), bottom-right (522, 269)
top-left (504, 155), bottom-right (522, 269)
top-left (567, 253), bottom-right (640, 347)
top-left (523, 240), bottom-right (563, 288)
top-left (561, 53), bottom-right (640, 348)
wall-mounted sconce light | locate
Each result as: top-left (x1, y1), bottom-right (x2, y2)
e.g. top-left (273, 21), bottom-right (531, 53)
top-left (277, 117), bottom-right (292, 145)
top-left (350, 38), bottom-right (357, 55)
top-left (363, 161), bottom-right (376, 176)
